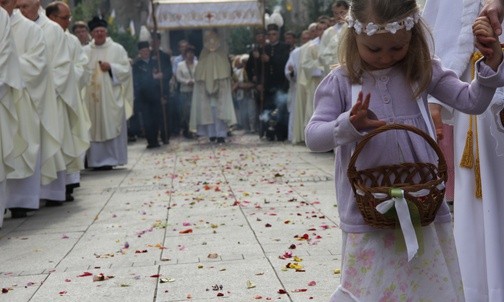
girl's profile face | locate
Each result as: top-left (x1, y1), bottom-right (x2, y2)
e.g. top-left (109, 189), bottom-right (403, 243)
top-left (356, 29), bottom-right (412, 70)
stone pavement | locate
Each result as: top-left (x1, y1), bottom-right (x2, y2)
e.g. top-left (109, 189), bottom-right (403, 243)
top-left (0, 132), bottom-right (342, 302)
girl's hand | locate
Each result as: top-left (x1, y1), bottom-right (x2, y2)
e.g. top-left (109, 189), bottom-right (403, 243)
top-left (349, 92), bottom-right (386, 130)
top-left (473, 16), bottom-right (503, 70)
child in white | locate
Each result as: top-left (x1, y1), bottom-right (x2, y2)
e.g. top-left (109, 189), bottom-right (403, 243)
top-left (304, 0), bottom-right (504, 301)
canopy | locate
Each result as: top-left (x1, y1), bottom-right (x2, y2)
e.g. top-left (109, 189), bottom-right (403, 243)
top-left (148, 0), bottom-right (264, 30)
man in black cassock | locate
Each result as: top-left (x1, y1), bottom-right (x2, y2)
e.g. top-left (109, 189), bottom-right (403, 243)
top-left (150, 32), bottom-right (173, 144)
top-left (260, 23), bottom-right (290, 141)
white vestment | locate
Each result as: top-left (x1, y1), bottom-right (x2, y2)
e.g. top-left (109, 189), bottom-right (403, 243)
top-left (36, 13), bottom-right (74, 199)
top-left (0, 9), bottom-right (26, 225)
top-left (284, 46), bottom-right (300, 141)
top-left (424, 0), bottom-right (504, 301)
top-left (38, 14), bottom-right (88, 173)
top-left (301, 37), bottom-right (323, 133)
top-left (6, 10), bottom-right (47, 210)
top-left (319, 23), bottom-right (346, 75)
top-left (190, 30), bottom-right (236, 135)
top-left (83, 37), bottom-right (133, 168)
top-left (64, 31), bottom-right (91, 189)
top-left (292, 39), bottom-right (316, 143)
top-left (10, 10), bottom-right (60, 185)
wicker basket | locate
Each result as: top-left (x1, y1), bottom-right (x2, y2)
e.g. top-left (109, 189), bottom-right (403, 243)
top-left (347, 124), bottom-right (447, 229)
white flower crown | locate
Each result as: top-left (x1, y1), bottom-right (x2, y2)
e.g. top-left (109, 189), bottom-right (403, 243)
top-left (347, 12), bottom-right (421, 36)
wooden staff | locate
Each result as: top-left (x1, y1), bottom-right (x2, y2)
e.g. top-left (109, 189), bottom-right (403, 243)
top-left (150, 0), bottom-right (169, 139)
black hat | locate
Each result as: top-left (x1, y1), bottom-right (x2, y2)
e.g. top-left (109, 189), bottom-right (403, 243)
top-left (137, 41), bottom-right (150, 50)
top-left (267, 23), bottom-right (279, 32)
top-left (88, 16), bottom-right (107, 32)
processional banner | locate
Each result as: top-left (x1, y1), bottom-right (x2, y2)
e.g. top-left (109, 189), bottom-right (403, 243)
top-left (149, 0), bottom-right (264, 29)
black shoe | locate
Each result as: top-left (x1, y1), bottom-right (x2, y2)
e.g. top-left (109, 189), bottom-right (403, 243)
top-left (162, 139), bottom-right (170, 145)
top-left (128, 136), bottom-right (137, 142)
top-left (45, 200), bottom-right (64, 207)
top-left (209, 137), bottom-right (217, 142)
top-left (10, 208), bottom-right (30, 218)
top-left (216, 137), bottom-right (225, 144)
top-left (66, 194), bottom-right (75, 202)
top-left (146, 144), bottom-right (161, 149)
top-left (92, 165), bottom-right (113, 171)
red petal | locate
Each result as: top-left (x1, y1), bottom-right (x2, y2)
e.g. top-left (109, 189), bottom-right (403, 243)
top-left (77, 272), bottom-right (93, 277)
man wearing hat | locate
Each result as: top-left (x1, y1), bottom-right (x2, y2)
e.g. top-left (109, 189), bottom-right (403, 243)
top-left (82, 16), bottom-right (133, 169)
top-left (132, 41), bottom-right (165, 148)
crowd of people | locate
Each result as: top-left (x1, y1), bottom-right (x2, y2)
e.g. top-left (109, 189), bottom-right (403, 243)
top-left (1, 0), bottom-right (504, 300)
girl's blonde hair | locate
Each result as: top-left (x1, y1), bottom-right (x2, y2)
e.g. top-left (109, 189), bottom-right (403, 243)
top-left (338, 0), bottom-right (433, 99)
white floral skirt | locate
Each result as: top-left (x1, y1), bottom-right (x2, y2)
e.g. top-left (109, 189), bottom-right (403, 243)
top-left (330, 223), bottom-right (465, 302)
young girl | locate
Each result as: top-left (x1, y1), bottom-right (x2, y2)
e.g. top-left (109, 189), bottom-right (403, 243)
top-left (304, 0), bottom-right (504, 301)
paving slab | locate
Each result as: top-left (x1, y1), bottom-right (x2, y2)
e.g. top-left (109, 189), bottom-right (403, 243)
top-left (0, 133), bottom-right (342, 301)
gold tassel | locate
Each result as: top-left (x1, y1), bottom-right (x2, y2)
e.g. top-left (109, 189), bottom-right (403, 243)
top-left (459, 116), bottom-right (474, 168)
top-left (474, 157), bottom-right (482, 199)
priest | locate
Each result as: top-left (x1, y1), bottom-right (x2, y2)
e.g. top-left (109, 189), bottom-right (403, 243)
top-left (82, 16), bottom-right (133, 170)
top-left (0, 8), bottom-right (26, 226)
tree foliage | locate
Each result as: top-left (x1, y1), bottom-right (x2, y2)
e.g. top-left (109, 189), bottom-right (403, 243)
top-left (72, 0), bottom-right (138, 58)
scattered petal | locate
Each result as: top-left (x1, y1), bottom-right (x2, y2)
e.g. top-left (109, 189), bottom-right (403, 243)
top-left (179, 229), bottom-right (193, 234)
top-left (207, 253), bottom-right (219, 259)
top-left (77, 272), bottom-right (93, 277)
top-left (278, 289), bottom-right (287, 294)
top-left (308, 281), bottom-right (317, 286)
top-left (160, 278), bottom-right (175, 283)
top-left (246, 280), bottom-right (256, 289)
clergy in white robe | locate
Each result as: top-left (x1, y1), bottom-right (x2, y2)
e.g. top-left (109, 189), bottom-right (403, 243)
top-left (46, 1), bottom-right (91, 201)
top-left (319, 24), bottom-right (346, 76)
top-left (423, 0), bottom-right (504, 300)
top-left (319, 1), bottom-right (349, 75)
top-left (285, 46), bottom-right (300, 142)
top-left (10, 7), bottom-right (60, 188)
top-left (83, 17), bottom-right (133, 169)
top-left (291, 24), bottom-right (317, 144)
top-left (190, 29), bottom-right (236, 143)
top-left (63, 31), bottom-right (91, 199)
top-left (0, 8), bottom-right (26, 226)
top-left (34, 11), bottom-right (86, 203)
top-left (2, 4), bottom-right (45, 217)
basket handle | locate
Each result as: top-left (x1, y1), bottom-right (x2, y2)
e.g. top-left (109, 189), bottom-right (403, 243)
top-left (347, 123), bottom-right (447, 180)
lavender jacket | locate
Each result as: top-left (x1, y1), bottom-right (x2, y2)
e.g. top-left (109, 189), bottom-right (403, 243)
top-left (305, 58), bottom-right (504, 233)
